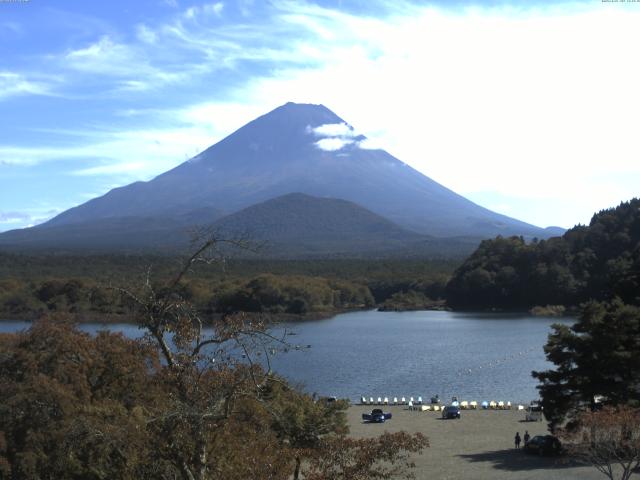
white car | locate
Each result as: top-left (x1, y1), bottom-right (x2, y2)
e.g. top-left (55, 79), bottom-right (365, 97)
top-left (525, 401), bottom-right (544, 421)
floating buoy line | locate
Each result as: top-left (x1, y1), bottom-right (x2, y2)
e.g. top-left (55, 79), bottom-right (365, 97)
top-left (454, 345), bottom-right (539, 378)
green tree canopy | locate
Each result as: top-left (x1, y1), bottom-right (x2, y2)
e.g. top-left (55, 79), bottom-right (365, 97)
top-left (447, 198), bottom-right (640, 310)
top-left (533, 300), bottom-right (640, 430)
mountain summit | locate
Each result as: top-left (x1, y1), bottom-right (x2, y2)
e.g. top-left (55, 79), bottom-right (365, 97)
top-left (1, 102), bottom-right (558, 253)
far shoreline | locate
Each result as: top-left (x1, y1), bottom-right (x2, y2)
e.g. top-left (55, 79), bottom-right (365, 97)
top-left (0, 303), bottom-right (578, 325)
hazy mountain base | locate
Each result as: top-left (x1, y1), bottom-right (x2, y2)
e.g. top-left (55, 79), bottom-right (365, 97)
top-left (0, 193), bottom-right (482, 258)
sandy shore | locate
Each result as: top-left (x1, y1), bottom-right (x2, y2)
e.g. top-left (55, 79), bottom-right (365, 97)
top-left (347, 405), bottom-right (603, 480)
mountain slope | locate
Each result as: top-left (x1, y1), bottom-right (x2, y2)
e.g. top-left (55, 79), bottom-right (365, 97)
top-left (0, 215), bottom-right (216, 253)
top-left (0, 194), bottom-right (480, 257)
top-left (213, 192), bottom-right (426, 256)
top-left (38, 102), bottom-right (554, 238)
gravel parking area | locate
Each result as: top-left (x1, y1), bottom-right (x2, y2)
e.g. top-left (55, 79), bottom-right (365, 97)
top-left (347, 405), bottom-right (604, 480)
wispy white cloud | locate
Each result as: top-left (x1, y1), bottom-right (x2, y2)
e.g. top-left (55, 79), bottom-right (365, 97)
top-left (185, 2), bottom-right (224, 20)
top-left (356, 138), bottom-right (384, 150)
top-left (311, 122), bottom-right (357, 138)
top-left (0, 123), bottom-right (216, 179)
top-left (0, 211), bottom-right (31, 223)
top-left (70, 161), bottom-right (149, 176)
top-left (204, 2), bottom-right (224, 17)
top-left (136, 24), bottom-right (158, 44)
top-left (310, 122), bottom-right (361, 151)
top-left (315, 137), bottom-right (354, 152)
top-left (0, 71), bottom-right (53, 100)
top-left (0, 208), bottom-right (59, 229)
top-left (62, 35), bottom-right (186, 91)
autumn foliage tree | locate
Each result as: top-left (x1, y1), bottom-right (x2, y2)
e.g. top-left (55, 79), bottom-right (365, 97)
top-left (305, 432), bottom-right (429, 480)
top-left (559, 406), bottom-right (640, 480)
top-left (0, 316), bottom-right (163, 479)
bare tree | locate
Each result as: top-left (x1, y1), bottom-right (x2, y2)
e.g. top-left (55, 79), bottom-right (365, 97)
top-left (115, 230), bottom-right (287, 480)
top-left (559, 406), bottom-right (640, 480)
top-left (111, 229), bottom-right (428, 480)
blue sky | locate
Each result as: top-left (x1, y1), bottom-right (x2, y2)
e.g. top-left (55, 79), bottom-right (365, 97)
top-left (1, 0), bottom-right (639, 232)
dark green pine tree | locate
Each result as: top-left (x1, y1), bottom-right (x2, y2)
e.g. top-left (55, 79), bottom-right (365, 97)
top-left (533, 300), bottom-right (640, 430)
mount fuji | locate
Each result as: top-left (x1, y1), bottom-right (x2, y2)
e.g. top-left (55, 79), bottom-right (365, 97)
top-left (0, 102), bottom-right (562, 255)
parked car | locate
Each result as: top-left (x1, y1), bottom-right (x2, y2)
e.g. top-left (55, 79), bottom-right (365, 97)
top-left (525, 400), bottom-right (544, 421)
top-left (442, 405), bottom-right (461, 419)
top-left (362, 408), bottom-right (392, 423)
top-left (524, 435), bottom-right (562, 456)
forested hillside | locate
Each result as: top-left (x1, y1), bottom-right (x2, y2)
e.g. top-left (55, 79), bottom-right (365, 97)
top-left (0, 255), bottom-right (455, 320)
top-left (446, 198), bottom-right (640, 309)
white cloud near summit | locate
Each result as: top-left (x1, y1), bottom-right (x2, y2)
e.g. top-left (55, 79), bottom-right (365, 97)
top-left (310, 122), bottom-right (360, 151)
top-left (315, 137), bottom-right (353, 152)
top-left (311, 123), bottom-right (357, 138)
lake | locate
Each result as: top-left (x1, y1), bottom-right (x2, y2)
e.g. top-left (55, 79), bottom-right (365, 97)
top-left (0, 310), bottom-right (571, 404)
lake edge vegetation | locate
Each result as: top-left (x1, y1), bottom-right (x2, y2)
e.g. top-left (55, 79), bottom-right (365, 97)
top-left (0, 256), bottom-right (455, 322)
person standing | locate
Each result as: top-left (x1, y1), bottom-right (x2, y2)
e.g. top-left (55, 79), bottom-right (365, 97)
top-left (515, 432), bottom-right (521, 449)
top-left (524, 430), bottom-right (530, 446)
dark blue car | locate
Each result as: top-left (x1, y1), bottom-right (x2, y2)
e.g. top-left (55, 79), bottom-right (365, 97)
top-left (362, 408), bottom-right (392, 423)
top-left (442, 405), bottom-right (461, 419)
top-left (524, 435), bottom-right (562, 455)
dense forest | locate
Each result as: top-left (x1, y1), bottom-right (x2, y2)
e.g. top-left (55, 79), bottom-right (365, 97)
top-left (0, 255), bottom-right (455, 321)
top-left (446, 198), bottom-right (640, 310)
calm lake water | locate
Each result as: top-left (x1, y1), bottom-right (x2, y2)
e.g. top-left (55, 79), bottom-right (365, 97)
top-left (1, 310), bottom-right (572, 404)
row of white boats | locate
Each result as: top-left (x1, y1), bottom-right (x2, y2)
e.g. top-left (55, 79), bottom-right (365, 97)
top-left (359, 396), bottom-right (545, 420)
top-left (360, 396), bottom-right (520, 410)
